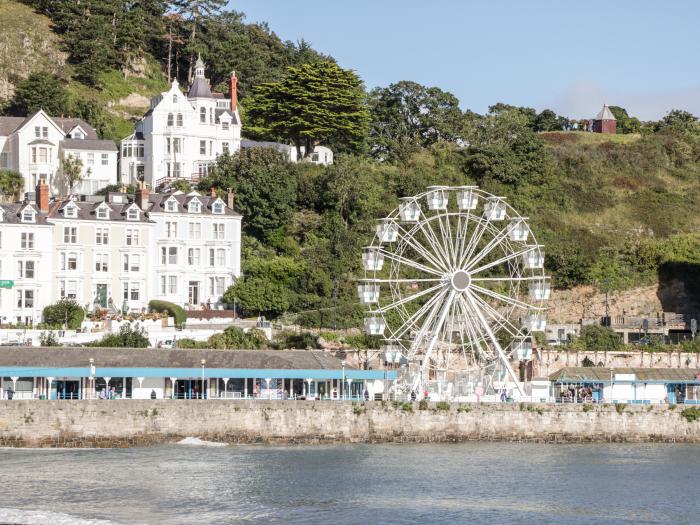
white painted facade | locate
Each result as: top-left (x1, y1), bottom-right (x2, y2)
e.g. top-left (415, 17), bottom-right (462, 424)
top-left (120, 58), bottom-right (241, 189)
top-left (240, 140), bottom-right (334, 166)
top-left (0, 110), bottom-right (117, 196)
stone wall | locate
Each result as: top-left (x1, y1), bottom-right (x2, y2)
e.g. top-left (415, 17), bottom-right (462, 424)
top-left (0, 400), bottom-right (699, 447)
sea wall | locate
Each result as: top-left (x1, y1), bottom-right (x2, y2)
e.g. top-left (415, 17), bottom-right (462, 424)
top-left (1, 400), bottom-right (700, 447)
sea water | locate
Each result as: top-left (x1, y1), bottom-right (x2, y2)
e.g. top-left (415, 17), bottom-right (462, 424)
top-left (0, 442), bottom-right (698, 524)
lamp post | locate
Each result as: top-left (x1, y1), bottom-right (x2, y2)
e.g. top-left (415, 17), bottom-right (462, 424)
top-left (341, 360), bottom-right (346, 400)
top-left (89, 358), bottom-right (95, 400)
top-left (201, 359), bottom-right (206, 400)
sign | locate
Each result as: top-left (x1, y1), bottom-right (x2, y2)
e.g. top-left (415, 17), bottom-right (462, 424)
top-left (0, 280), bottom-right (13, 289)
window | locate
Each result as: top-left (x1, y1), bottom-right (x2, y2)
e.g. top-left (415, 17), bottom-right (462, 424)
top-left (101, 153), bottom-right (108, 165)
top-left (87, 153), bottom-right (94, 166)
top-left (17, 260), bottom-right (35, 279)
top-left (123, 254), bottom-right (140, 272)
top-left (166, 138), bottom-right (171, 154)
top-left (126, 228), bottom-right (140, 246)
top-left (39, 148), bottom-right (47, 163)
top-left (21, 232), bottom-right (34, 250)
top-left (160, 275), bottom-right (178, 295)
top-left (173, 162), bottom-right (181, 177)
top-left (63, 227), bottom-right (77, 244)
top-left (123, 282), bottom-right (140, 301)
top-left (137, 144), bottom-right (144, 157)
top-left (222, 121), bottom-right (229, 131)
top-left (209, 248), bottom-right (214, 266)
top-left (64, 205), bottom-right (77, 218)
top-left (212, 223), bottom-right (224, 240)
top-left (222, 142), bottom-right (229, 154)
top-left (31, 147), bottom-right (36, 163)
top-left (173, 138), bottom-right (182, 153)
top-left (127, 208), bottom-right (139, 221)
top-left (200, 107), bottom-right (206, 123)
top-left (95, 227), bottom-right (109, 245)
top-left (59, 280), bottom-right (77, 300)
top-left (165, 199), bottom-right (177, 212)
top-left (95, 253), bottom-right (109, 272)
top-left (209, 277), bottom-right (225, 296)
top-left (172, 94), bottom-right (178, 103)
top-left (42, 127), bottom-right (48, 138)
top-left (216, 248), bottom-right (225, 266)
top-left (34, 126), bottom-right (40, 138)
top-left (176, 113), bottom-right (183, 127)
top-left (200, 140), bottom-right (206, 155)
top-left (0, 152), bottom-right (8, 167)
top-left (96, 207), bottom-right (109, 219)
top-left (167, 113), bottom-right (174, 126)
top-left (166, 221), bottom-right (178, 238)
top-left (21, 210), bottom-right (34, 223)
top-left (65, 252), bottom-right (78, 271)
top-left (188, 200), bottom-right (201, 213)
top-left (212, 201), bottom-right (224, 214)
top-left (209, 141), bottom-right (213, 155)
top-left (188, 248), bottom-right (200, 266)
top-left (16, 289), bottom-right (34, 309)
top-left (161, 246), bottom-right (177, 265)
top-left (188, 222), bottom-right (201, 239)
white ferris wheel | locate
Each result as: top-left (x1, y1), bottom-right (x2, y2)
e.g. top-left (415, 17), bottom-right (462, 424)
top-left (359, 186), bottom-right (550, 396)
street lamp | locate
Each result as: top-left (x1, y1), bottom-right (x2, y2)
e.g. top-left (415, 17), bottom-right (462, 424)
top-left (341, 360), bottom-right (346, 400)
top-left (89, 358), bottom-right (95, 400)
top-left (201, 359), bottom-right (206, 400)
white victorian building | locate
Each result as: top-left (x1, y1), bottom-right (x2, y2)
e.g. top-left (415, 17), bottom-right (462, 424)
top-left (120, 57), bottom-right (241, 190)
top-left (0, 110), bottom-right (118, 196)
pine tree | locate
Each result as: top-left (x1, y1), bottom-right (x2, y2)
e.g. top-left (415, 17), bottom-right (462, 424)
top-left (171, 0), bottom-right (226, 82)
top-left (6, 73), bottom-right (69, 116)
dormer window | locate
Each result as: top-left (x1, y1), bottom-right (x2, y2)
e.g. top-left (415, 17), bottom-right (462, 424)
top-left (64, 206), bottom-right (77, 218)
top-left (222, 121), bottom-right (229, 130)
top-left (212, 201), bottom-right (224, 214)
top-left (167, 113), bottom-right (174, 127)
top-left (172, 94), bottom-right (177, 103)
top-left (21, 210), bottom-right (35, 222)
top-left (96, 206), bottom-right (110, 219)
top-left (165, 199), bottom-right (178, 212)
top-left (127, 208), bottom-right (139, 221)
top-left (72, 130), bottom-right (84, 139)
top-left (188, 200), bottom-right (201, 213)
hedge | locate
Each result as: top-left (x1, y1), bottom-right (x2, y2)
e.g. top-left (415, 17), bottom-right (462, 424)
top-left (148, 300), bottom-right (186, 326)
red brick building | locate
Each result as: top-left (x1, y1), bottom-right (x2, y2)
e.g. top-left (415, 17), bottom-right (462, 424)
top-left (592, 104), bottom-right (617, 134)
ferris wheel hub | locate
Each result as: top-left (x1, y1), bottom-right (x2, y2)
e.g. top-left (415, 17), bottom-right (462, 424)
top-left (450, 270), bottom-right (471, 291)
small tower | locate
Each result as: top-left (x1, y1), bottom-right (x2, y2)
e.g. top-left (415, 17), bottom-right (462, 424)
top-left (194, 54), bottom-right (205, 78)
top-left (593, 104), bottom-right (617, 134)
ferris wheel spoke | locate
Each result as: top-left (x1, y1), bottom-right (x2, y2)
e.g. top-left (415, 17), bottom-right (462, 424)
top-left (464, 221), bottom-right (519, 272)
top-left (416, 207), bottom-right (453, 270)
top-left (376, 248), bottom-right (445, 277)
top-left (472, 276), bottom-right (543, 282)
top-left (468, 290), bottom-right (524, 338)
top-left (372, 283), bottom-right (445, 314)
top-left (459, 217), bottom-right (492, 270)
top-left (455, 294), bottom-right (494, 361)
top-left (390, 287), bottom-right (449, 341)
top-left (394, 223), bottom-right (451, 273)
top-left (469, 246), bottom-right (532, 275)
top-left (435, 210), bottom-right (457, 268)
top-left (470, 283), bottom-right (542, 311)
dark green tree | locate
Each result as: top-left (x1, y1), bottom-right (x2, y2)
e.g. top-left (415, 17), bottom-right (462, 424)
top-left (42, 299), bottom-right (85, 329)
top-left (246, 61), bottom-right (370, 158)
top-left (0, 170), bottom-right (24, 200)
top-left (172, 0), bottom-right (227, 81)
top-left (609, 106), bottom-right (642, 134)
top-left (91, 323), bottom-right (150, 348)
top-left (657, 109), bottom-right (700, 134)
top-left (577, 325), bottom-right (623, 351)
top-left (534, 109), bottom-right (565, 132)
top-left (6, 73), bottom-right (69, 116)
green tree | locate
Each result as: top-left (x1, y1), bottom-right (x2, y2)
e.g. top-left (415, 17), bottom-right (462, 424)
top-left (40, 331), bottom-right (60, 347)
top-left (534, 109), bottom-right (565, 132)
top-left (91, 323), bottom-right (150, 347)
top-left (207, 326), bottom-right (267, 349)
top-left (657, 109), bottom-right (700, 134)
top-left (246, 61), bottom-right (370, 158)
top-left (576, 325), bottom-right (623, 351)
top-left (367, 81), bottom-right (463, 160)
top-left (6, 73), bottom-right (69, 116)
top-left (42, 299), bottom-right (85, 329)
top-left (609, 106), bottom-right (642, 134)
top-left (60, 154), bottom-right (90, 194)
top-left (0, 170), bottom-right (24, 200)
top-left (172, 0), bottom-right (227, 81)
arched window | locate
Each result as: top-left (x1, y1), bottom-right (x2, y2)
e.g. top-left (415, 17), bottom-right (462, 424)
top-left (172, 94), bottom-right (177, 103)
top-left (200, 107), bottom-right (206, 123)
top-left (167, 113), bottom-right (174, 127)
top-left (176, 113), bottom-right (183, 127)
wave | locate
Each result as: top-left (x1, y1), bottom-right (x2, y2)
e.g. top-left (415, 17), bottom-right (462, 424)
top-left (0, 507), bottom-right (123, 525)
top-left (177, 437), bottom-right (227, 447)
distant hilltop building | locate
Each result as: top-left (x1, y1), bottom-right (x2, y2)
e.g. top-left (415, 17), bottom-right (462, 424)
top-left (240, 140), bottom-right (333, 166)
top-left (0, 109), bottom-right (118, 196)
top-left (592, 104), bottom-right (617, 134)
top-left (120, 56), bottom-right (242, 191)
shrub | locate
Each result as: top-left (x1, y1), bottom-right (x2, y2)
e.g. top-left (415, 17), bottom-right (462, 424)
top-left (277, 331), bottom-right (320, 349)
top-left (42, 299), bottom-right (84, 330)
top-left (148, 300), bottom-right (186, 327)
top-left (401, 402), bottom-right (413, 412)
top-left (207, 326), bottom-right (267, 349)
top-left (39, 331), bottom-right (59, 347)
top-left (668, 403), bottom-right (677, 410)
top-left (175, 338), bottom-right (207, 349)
top-left (681, 407), bottom-right (700, 422)
top-left (418, 399), bottom-right (429, 411)
top-left (436, 401), bottom-right (450, 411)
top-left (89, 323), bottom-right (150, 348)
top-left (615, 403), bottom-right (626, 414)
top-left (582, 404), bottom-right (593, 413)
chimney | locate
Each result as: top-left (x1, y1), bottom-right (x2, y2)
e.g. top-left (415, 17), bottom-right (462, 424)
top-left (210, 187), bottom-right (217, 198)
top-left (36, 177), bottom-right (49, 213)
top-left (226, 188), bottom-right (234, 209)
top-left (135, 181), bottom-right (150, 211)
top-left (230, 70), bottom-right (238, 111)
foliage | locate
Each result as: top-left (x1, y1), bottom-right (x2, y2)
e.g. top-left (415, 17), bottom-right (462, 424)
top-left (609, 106), bottom-right (642, 134)
top-left (401, 402), bottom-right (413, 412)
top-left (681, 407), bottom-right (700, 423)
top-left (5, 73), bottom-right (69, 116)
top-left (615, 403), bottom-right (626, 414)
top-left (96, 184), bottom-right (137, 196)
top-left (575, 325), bottom-right (623, 351)
top-left (60, 154), bottom-right (90, 193)
top-left (435, 401), bottom-right (450, 411)
top-left (276, 331), bottom-right (321, 349)
top-left (246, 61), bottom-right (370, 157)
top-left (418, 399), bottom-right (429, 410)
top-left (0, 170), bottom-right (24, 199)
top-left (148, 300), bottom-right (186, 327)
top-left (206, 326), bottom-right (267, 349)
top-left (42, 299), bottom-right (84, 329)
top-left (91, 323), bottom-right (150, 348)
top-left (39, 331), bottom-right (59, 347)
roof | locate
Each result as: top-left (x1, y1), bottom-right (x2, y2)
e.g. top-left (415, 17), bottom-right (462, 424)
top-left (0, 115), bottom-right (99, 138)
top-left (595, 104), bottom-right (616, 121)
top-left (47, 198), bottom-right (152, 223)
top-left (147, 192), bottom-right (240, 217)
top-left (0, 202), bottom-right (51, 225)
top-left (62, 138), bottom-right (118, 152)
top-left (188, 76), bottom-right (213, 99)
top-left (241, 139), bottom-right (292, 151)
top-left (0, 116), bottom-right (26, 135)
top-left (550, 367), bottom-right (700, 382)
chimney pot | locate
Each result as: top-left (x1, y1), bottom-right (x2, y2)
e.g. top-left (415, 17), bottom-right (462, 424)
top-left (230, 71), bottom-right (238, 112)
top-left (226, 188), bottom-right (234, 209)
top-left (210, 187), bottom-right (217, 198)
top-left (36, 177), bottom-right (49, 213)
top-left (135, 181), bottom-right (150, 211)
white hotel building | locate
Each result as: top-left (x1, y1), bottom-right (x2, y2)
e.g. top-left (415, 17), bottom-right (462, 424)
top-left (0, 181), bottom-right (241, 325)
top-left (120, 57), bottom-right (242, 189)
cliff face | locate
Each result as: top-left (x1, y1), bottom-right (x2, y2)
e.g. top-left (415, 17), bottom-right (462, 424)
top-left (0, 0), bottom-right (68, 100)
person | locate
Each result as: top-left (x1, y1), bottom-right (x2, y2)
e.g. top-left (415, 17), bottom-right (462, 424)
top-left (150, 389), bottom-right (157, 400)
top-left (364, 389), bottom-right (369, 401)
top-left (500, 388), bottom-right (507, 402)
top-left (6, 387), bottom-right (13, 400)
top-left (410, 390), bottom-right (416, 401)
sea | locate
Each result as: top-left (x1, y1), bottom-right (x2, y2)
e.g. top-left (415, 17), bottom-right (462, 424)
top-left (0, 442), bottom-right (698, 524)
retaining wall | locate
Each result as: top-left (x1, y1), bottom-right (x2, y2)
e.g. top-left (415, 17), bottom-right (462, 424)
top-left (1, 401), bottom-right (700, 447)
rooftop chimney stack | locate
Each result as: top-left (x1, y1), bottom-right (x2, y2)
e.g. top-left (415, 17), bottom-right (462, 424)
top-left (230, 70), bottom-right (238, 111)
top-left (36, 177), bottom-right (49, 213)
top-left (210, 187), bottom-right (217, 198)
top-left (135, 181), bottom-right (150, 211)
top-left (226, 188), bottom-right (235, 209)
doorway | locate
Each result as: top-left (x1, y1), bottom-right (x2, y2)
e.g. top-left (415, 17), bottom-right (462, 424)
top-left (56, 380), bottom-right (80, 400)
top-left (188, 281), bottom-right (200, 306)
top-left (95, 284), bottom-right (108, 308)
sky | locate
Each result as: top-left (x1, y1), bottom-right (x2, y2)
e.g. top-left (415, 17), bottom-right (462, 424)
top-left (228, 0), bottom-right (700, 120)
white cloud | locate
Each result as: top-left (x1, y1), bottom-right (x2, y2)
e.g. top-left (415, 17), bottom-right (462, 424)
top-left (546, 81), bottom-right (700, 121)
